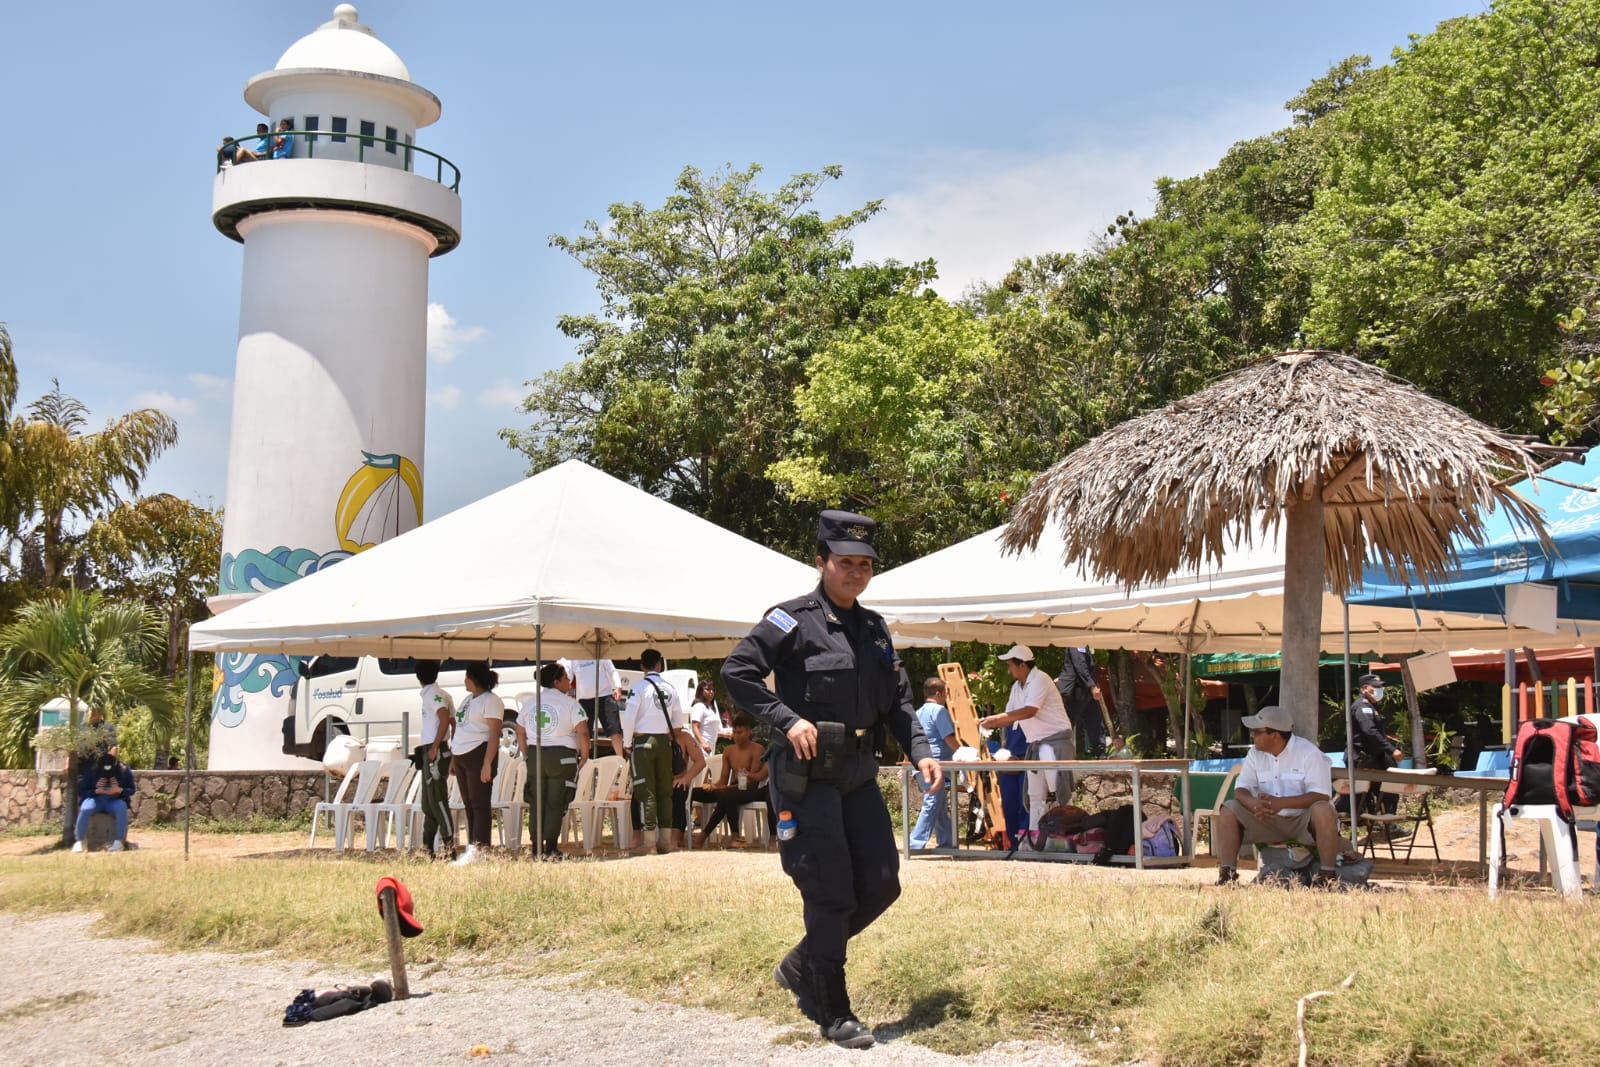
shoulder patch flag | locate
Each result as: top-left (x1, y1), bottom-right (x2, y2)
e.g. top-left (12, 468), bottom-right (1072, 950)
top-left (765, 607), bottom-right (798, 633)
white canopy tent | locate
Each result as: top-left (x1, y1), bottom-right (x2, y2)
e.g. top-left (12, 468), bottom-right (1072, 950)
top-left (863, 520), bottom-right (1598, 655)
top-left (864, 518), bottom-right (1597, 836)
top-left (190, 459), bottom-right (819, 659)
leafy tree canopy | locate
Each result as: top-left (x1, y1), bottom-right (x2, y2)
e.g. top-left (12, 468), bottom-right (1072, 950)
top-left (1297, 0), bottom-right (1600, 431)
top-left (501, 164), bottom-right (930, 557)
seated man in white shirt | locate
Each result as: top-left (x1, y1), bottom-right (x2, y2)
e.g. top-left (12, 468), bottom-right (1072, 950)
top-left (1213, 705), bottom-right (1346, 887)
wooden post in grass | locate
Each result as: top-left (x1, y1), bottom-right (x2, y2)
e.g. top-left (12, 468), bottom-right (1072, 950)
top-left (377, 885), bottom-right (411, 1000)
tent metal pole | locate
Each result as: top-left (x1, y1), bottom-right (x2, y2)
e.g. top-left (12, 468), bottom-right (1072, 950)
top-left (533, 625), bottom-right (542, 860)
top-left (1342, 597), bottom-right (1358, 843)
top-left (1181, 651), bottom-right (1192, 758)
top-left (1181, 600), bottom-right (1201, 759)
top-left (183, 634), bottom-right (193, 863)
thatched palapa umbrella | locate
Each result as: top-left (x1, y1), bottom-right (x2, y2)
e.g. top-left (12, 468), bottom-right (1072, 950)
top-left (1001, 350), bottom-right (1569, 740)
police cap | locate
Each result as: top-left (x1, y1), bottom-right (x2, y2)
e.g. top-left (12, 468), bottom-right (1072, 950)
top-left (819, 509), bottom-right (878, 560)
top-left (1358, 673), bottom-right (1383, 687)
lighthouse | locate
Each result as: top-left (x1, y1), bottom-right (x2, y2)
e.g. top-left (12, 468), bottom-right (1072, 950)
top-left (208, 5), bottom-right (461, 769)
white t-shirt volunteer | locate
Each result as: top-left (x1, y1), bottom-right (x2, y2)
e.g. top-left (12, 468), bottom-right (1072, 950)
top-left (622, 672), bottom-right (685, 747)
top-left (519, 689), bottom-right (587, 750)
top-left (453, 690), bottom-right (505, 755)
top-left (1238, 734), bottom-right (1333, 815)
top-left (562, 659), bottom-right (621, 700)
top-left (690, 703), bottom-right (722, 751)
top-left (418, 683), bottom-right (455, 746)
top-left (1005, 666), bottom-right (1071, 741)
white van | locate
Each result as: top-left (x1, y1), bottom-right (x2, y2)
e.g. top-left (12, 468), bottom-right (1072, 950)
top-left (282, 655), bottom-right (546, 761)
top-left (282, 655), bottom-right (654, 760)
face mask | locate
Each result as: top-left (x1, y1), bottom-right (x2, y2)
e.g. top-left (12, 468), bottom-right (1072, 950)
top-left (1371, 687), bottom-right (1385, 701)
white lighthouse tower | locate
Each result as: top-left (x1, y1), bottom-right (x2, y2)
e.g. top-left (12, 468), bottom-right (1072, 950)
top-left (208, 5), bottom-right (460, 769)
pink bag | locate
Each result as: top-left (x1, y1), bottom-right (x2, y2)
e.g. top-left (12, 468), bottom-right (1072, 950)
top-left (1072, 827), bottom-right (1106, 854)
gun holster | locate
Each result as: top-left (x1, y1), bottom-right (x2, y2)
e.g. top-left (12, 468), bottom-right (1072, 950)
top-left (773, 745), bottom-right (810, 801)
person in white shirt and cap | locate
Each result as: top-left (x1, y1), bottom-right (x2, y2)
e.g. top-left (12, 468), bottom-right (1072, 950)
top-left (1213, 704), bottom-right (1349, 887)
top-left (979, 644), bottom-right (1073, 844)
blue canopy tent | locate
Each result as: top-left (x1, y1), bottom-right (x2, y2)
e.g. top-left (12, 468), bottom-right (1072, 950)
top-left (1350, 447), bottom-right (1600, 627)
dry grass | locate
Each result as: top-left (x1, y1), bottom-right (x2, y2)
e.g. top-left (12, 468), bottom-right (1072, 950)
top-left (2, 844), bottom-right (1599, 1064)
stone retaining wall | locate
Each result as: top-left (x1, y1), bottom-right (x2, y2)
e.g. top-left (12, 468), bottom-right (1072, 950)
top-left (0, 770), bottom-right (330, 831)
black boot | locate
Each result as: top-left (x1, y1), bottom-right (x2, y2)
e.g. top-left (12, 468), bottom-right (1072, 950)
top-left (812, 963), bottom-right (875, 1049)
top-left (773, 946), bottom-right (820, 1023)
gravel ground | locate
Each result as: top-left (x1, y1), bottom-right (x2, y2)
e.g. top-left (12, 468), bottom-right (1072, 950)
top-left (0, 913), bottom-right (1084, 1066)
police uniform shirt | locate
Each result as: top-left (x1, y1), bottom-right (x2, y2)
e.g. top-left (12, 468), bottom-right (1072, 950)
top-left (722, 583), bottom-right (933, 766)
top-left (519, 688), bottom-right (586, 750)
top-left (1350, 695), bottom-right (1392, 764)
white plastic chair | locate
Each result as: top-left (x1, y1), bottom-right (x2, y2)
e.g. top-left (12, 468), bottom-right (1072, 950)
top-left (406, 768), bottom-right (454, 852)
top-left (739, 801), bottom-right (771, 846)
top-left (367, 766), bottom-right (421, 851)
top-left (1490, 802), bottom-right (1587, 899)
top-left (493, 756), bottom-right (529, 850)
top-left (569, 755), bottom-right (631, 851)
top-left (308, 759), bottom-right (382, 848)
top-left (691, 753), bottom-right (724, 833)
top-left (561, 759), bottom-right (602, 848)
top-left (1190, 764), bottom-right (1241, 856)
top-left (349, 760), bottom-right (416, 851)
top-left (440, 774), bottom-right (465, 850)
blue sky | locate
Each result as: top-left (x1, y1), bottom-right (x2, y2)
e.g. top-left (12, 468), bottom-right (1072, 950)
top-left (3, 0), bottom-right (1482, 521)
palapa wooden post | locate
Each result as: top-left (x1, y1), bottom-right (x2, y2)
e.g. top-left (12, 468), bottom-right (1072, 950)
top-left (377, 885), bottom-right (411, 1000)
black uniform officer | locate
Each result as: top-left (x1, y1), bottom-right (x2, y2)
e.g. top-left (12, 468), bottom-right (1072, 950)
top-left (1349, 673), bottom-right (1403, 819)
top-left (722, 509), bottom-right (939, 1050)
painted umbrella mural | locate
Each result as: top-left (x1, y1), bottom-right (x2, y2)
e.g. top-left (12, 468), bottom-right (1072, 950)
top-left (1000, 350), bottom-right (1572, 739)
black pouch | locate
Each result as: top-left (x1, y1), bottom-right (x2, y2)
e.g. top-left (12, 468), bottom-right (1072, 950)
top-left (772, 745), bottom-right (810, 801)
top-left (815, 721), bottom-right (848, 781)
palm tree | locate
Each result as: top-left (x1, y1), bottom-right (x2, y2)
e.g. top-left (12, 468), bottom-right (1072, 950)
top-left (6, 379), bottom-right (178, 589)
top-left (0, 589), bottom-right (173, 846)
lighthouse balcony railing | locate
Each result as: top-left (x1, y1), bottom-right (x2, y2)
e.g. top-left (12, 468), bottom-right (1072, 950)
top-left (217, 130), bottom-right (460, 192)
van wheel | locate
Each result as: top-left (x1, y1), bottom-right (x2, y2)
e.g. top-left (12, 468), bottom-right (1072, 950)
top-left (309, 718), bottom-right (348, 763)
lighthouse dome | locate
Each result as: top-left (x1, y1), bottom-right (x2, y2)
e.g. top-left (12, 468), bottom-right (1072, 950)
top-left (274, 5), bottom-right (411, 81)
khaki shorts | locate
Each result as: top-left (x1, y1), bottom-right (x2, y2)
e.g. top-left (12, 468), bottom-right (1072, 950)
top-left (1222, 797), bottom-right (1316, 845)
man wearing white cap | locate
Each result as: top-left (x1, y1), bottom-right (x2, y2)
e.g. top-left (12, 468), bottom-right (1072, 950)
top-left (1213, 705), bottom-right (1342, 887)
top-left (979, 645), bottom-right (1073, 844)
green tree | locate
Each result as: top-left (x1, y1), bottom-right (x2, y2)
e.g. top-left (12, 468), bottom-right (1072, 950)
top-left (81, 494), bottom-right (222, 678)
top-left (502, 163), bottom-right (930, 557)
top-left (0, 589), bottom-right (172, 844)
top-left (1297, 0), bottom-right (1600, 431)
top-left (769, 290), bottom-right (1010, 561)
top-left (5, 380), bottom-right (178, 589)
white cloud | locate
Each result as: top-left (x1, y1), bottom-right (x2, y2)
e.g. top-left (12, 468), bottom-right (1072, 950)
top-left (132, 390), bottom-right (197, 416)
top-left (478, 381), bottom-right (524, 411)
top-left (427, 302), bottom-right (488, 364)
top-left (852, 105), bottom-right (1284, 298)
top-left (188, 372), bottom-right (230, 392)
top-left (428, 385), bottom-right (462, 409)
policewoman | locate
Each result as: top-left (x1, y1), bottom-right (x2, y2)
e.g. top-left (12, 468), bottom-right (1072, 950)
top-left (722, 509), bottom-right (939, 1050)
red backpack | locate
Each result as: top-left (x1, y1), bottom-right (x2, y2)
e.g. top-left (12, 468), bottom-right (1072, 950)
top-left (1502, 718), bottom-right (1600, 821)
